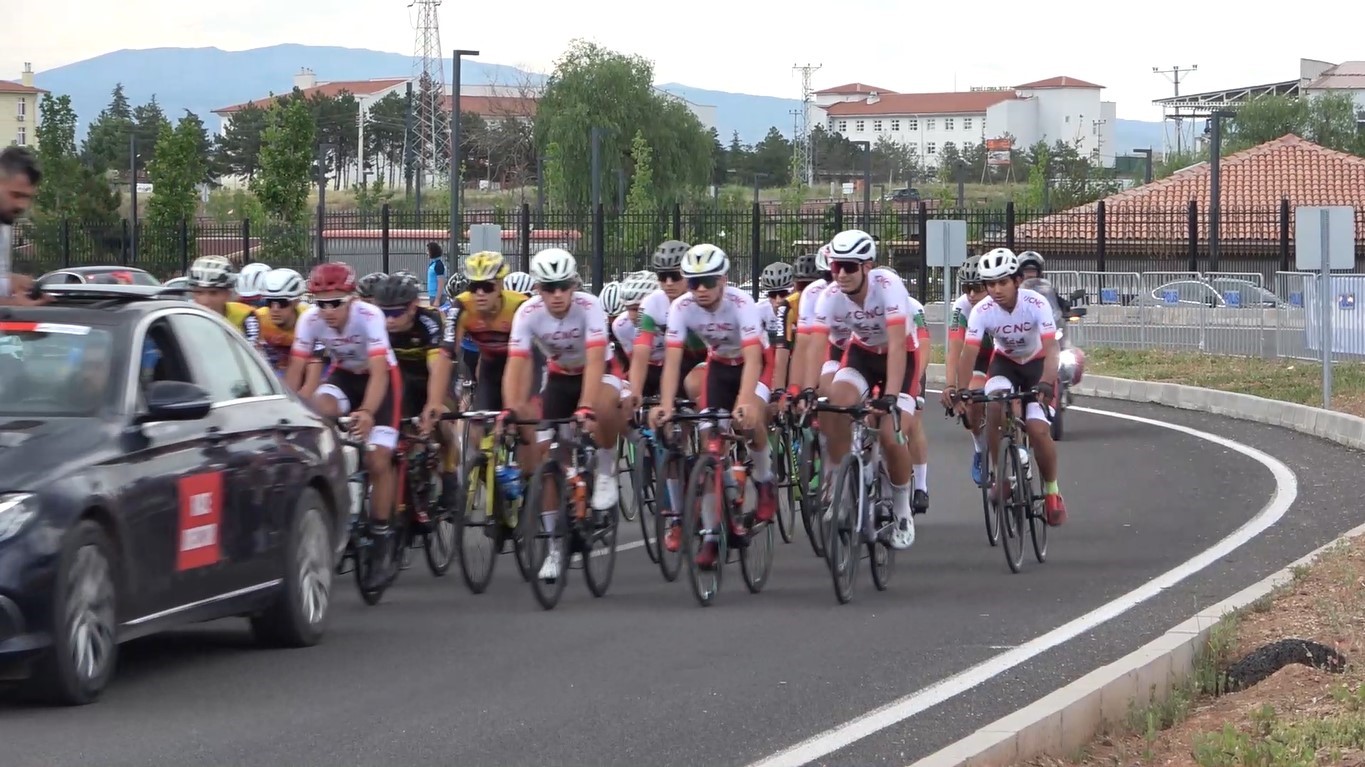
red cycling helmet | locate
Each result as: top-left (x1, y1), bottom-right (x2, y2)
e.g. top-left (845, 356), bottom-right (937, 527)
top-left (307, 262), bottom-right (357, 294)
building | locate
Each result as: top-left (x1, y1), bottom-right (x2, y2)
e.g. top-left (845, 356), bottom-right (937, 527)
top-left (1, 64), bottom-right (46, 149)
top-left (211, 69), bottom-right (411, 137)
top-left (811, 76), bottom-right (1117, 167)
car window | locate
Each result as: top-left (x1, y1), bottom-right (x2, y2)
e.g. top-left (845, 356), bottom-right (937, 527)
top-left (0, 324), bottom-right (117, 416)
top-left (167, 313), bottom-right (266, 402)
top-left (1176, 282), bottom-right (1215, 303)
top-left (38, 273), bottom-right (79, 286)
top-left (228, 333), bottom-right (279, 397)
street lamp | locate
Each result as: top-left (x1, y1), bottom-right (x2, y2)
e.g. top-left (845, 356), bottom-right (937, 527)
top-left (450, 49), bottom-right (480, 261)
top-left (1132, 148), bottom-right (1153, 185)
top-left (851, 140), bottom-right (871, 229)
top-left (356, 95), bottom-right (371, 186)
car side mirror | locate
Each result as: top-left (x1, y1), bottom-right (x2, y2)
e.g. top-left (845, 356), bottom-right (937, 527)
top-left (139, 380), bottom-right (213, 423)
top-left (1068, 307), bottom-right (1088, 318)
top-left (1069, 289), bottom-right (1086, 302)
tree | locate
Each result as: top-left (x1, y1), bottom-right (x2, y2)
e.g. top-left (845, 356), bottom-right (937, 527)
top-left (364, 91), bottom-right (409, 187)
top-left (936, 142), bottom-right (963, 182)
top-left (145, 115), bottom-right (210, 264)
top-left (217, 101), bottom-right (268, 181)
top-left (748, 127), bottom-right (793, 187)
top-left (251, 99), bottom-right (317, 262)
top-left (621, 130), bottom-right (662, 257)
top-left (1226, 93), bottom-right (1363, 155)
top-left (29, 94), bottom-right (120, 265)
top-left (82, 84), bottom-right (135, 172)
top-left (535, 40), bottom-right (711, 212)
top-left (707, 127), bottom-right (727, 187)
top-left (131, 97), bottom-right (170, 172)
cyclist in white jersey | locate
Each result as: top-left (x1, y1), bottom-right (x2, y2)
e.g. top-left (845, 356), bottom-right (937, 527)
top-left (940, 254), bottom-right (993, 485)
top-left (803, 229), bottom-right (926, 549)
top-left (505, 248), bottom-right (626, 581)
top-left (649, 244), bottom-right (778, 567)
top-left (795, 246), bottom-right (852, 397)
top-left (627, 240), bottom-right (706, 407)
top-left (758, 262), bottom-right (793, 395)
top-left (947, 247), bottom-right (1067, 526)
top-left (284, 262), bottom-right (403, 584)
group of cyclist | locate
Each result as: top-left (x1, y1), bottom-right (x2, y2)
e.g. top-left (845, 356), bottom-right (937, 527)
top-left (175, 229), bottom-right (1067, 589)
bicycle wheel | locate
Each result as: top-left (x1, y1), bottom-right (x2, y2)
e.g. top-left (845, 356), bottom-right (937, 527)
top-left (654, 450), bottom-right (686, 582)
top-left (798, 429), bottom-right (826, 559)
top-left (630, 433), bottom-right (660, 564)
top-left (981, 458), bottom-right (1000, 547)
top-left (772, 426), bottom-right (796, 544)
top-left (825, 453), bottom-right (861, 604)
top-left (868, 481), bottom-right (895, 592)
top-left (738, 473), bottom-right (773, 594)
top-left (454, 454), bottom-right (499, 594)
top-left (583, 456), bottom-right (621, 598)
top-left (522, 460), bottom-right (570, 610)
top-left (1024, 441), bottom-right (1049, 564)
top-left (681, 454), bottom-right (724, 607)
top-left (617, 435), bottom-right (639, 523)
top-left (997, 438), bottom-right (1027, 574)
top-left (422, 470), bottom-right (458, 577)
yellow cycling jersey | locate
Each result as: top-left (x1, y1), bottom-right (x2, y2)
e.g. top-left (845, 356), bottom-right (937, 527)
top-left (224, 302), bottom-right (259, 338)
top-left (783, 291), bottom-right (800, 344)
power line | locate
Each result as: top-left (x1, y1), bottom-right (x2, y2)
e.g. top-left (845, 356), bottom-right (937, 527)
top-left (1154, 65), bottom-right (1198, 155)
top-left (792, 63), bottom-right (821, 186)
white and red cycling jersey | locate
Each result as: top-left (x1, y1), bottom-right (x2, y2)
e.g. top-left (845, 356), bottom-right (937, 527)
top-left (508, 291), bottom-right (608, 375)
top-left (800, 281), bottom-right (852, 347)
top-left (755, 299), bottom-right (784, 346)
top-left (610, 312), bottom-right (636, 352)
top-left (964, 287), bottom-right (1057, 364)
top-left (811, 268), bottom-right (926, 353)
top-left (665, 285), bottom-right (766, 363)
top-left (290, 300), bottom-right (396, 374)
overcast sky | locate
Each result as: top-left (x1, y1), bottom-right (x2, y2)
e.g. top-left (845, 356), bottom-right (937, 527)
top-left (4, 0), bottom-right (1358, 122)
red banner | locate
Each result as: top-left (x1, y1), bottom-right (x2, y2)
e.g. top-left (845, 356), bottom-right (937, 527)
top-left (177, 471), bottom-right (224, 571)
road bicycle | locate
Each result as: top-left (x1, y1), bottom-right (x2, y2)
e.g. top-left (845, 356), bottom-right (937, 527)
top-left (959, 388), bottom-right (1050, 573)
top-left (945, 406), bottom-right (999, 548)
top-left (768, 393), bottom-right (802, 545)
top-left (811, 397), bottom-right (899, 604)
top-left (667, 408), bottom-right (774, 607)
top-left (521, 416), bottom-right (621, 610)
top-left (444, 411), bottom-right (533, 593)
top-left (650, 398), bottom-right (698, 583)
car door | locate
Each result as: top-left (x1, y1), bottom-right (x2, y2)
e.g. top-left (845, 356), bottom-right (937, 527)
top-left (166, 311), bottom-right (285, 595)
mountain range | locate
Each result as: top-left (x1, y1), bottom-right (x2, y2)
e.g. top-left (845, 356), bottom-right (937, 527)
top-left (28, 44), bottom-right (1165, 150)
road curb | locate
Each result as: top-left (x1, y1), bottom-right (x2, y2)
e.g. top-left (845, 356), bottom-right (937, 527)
top-left (911, 365), bottom-right (1365, 767)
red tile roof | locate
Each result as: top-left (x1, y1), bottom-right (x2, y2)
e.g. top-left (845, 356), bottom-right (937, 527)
top-left (1014, 134), bottom-right (1365, 241)
top-left (439, 94), bottom-right (537, 119)
top-left (1015, 76), bottom-right (1103, 90)
top-left (815, 82), bottom-right (897, 96)
top-left (213, 78), bottom-right (409, 114)
top-left (823, 90), bottom-right (1017, 117)
top-left (0, 79), bottom-right (46, 95)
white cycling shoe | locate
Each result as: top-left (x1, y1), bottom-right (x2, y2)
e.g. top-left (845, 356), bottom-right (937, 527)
top-left (538, 545), bottom-right (562, 581)
top-left (889, 517), bottom-right (916, 551)
top-left (591, 476), bottom-right (619, 511)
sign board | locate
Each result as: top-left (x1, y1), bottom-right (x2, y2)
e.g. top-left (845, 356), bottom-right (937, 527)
top-left (1295, 206), bottom-right (1355, 271)
top-left (924, 220), bottom-right (967, 268)
top-left (840, 182), bottom-right (856, 196)
top-left (985, 138), bottom-right (1013, 167)
top-left (1223, 290), bottom-right (1241, 308)
top-left (467, 224), bottom-right (503, 255)
top-left (1161, 289), bottom-right (1179, 305)
top-left (1099, 288), bottom-right (1119, 304)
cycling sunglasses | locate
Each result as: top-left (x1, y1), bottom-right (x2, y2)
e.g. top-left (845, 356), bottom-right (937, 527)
top-left (379, 305), bottom-right (410, 317)
top-left (686, 275), bottom-right (721, 290)
top-left (539, 280), bottom-right (575, 294)
top-left (830, 260), bottom-right (863, 275)
top-left (767, 289), bottom-right (791, 299)
top-left (314, 297), bottom-right (349, 309)
top-left (265, 298), bottom-right (295, 309)
top-left (468, 280), bottom-right (498, 294)
top-left (656, 271), bottom-right (684, 283)
top-left (963, 283), bottom-right (985, 294)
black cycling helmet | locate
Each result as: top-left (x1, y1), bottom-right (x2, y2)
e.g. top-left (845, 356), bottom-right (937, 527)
top-left (651, 240), bottom-right (690, 272)
top-left (1016, 251), bottom-right (1045, 275)
top-left (356, 271), bottom-right (386, 300)
top-left (372, 273), bottom-right (420, 307)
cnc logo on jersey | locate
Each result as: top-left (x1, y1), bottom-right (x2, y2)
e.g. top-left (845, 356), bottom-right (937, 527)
top-left (849, 306), bottom-right (886, 322)
top-left (548, 327), bottom-right (583, 342)
top-left (1022, 295), bottom-right (1047, 309)
top-left (699, 321), bottom-right (736, 335)
top-left (873, 273), bottom-right (892, 288)
top-left (997, 322), bottom-right (1034, 335)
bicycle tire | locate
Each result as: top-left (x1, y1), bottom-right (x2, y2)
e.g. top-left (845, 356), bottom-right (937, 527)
top-left (868, 475), bottom-right (895, 591)
top-left (1025, 440), bottom-right (1049, 563)
top-left (681, 454), bottom-right (723, 607)
top-left (826, 453), bottom-right (861, 604)
top-left (772, 427), bottom-right (797, 544)
top-left (617, 435), bottom-right (640, 523)
top-left (654, 450), bottom-right (686, 582)
top-left (583, 454), bottom-right (620, 598)
top-left (981, 462), bottom-right (1000, 547)
top-left (798, 429), bottom-right (826, 559)
top-left (629, 433), bottom-right (660, 564)
top-left (422, 469), bottom-right (458, 577)
top-left (523, 460), bottom-right (570, 610)
top-left (738, 473), bottom-right (773, 594)
top-left (997, 438), bottom-right (1027, 574)
top-left (454, 455), bottom-right (499, 594)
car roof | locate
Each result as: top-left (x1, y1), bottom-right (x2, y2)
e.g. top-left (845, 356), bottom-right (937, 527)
top-left (0, 284), bottom-right (202, 324)
top-left (42, 266), bottom-right (155, 276)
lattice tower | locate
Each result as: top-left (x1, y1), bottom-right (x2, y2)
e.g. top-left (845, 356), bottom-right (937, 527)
top-left (411, 0), bottom-right (450, 185)
top-left (793, 63), bottom-right (822, 186)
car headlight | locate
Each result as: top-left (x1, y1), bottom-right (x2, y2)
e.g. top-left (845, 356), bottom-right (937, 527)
top-left (0, 493), bottom-right (38, 543)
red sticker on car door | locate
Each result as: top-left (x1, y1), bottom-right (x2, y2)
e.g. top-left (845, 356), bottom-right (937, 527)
top-left (177, 471), bottom-right (223, 571)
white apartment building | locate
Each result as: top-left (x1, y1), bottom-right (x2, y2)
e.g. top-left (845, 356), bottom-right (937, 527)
top-left (810, 76), bottom-right (1118, 167)
top-left (1, 64), bottom-right (45, 150)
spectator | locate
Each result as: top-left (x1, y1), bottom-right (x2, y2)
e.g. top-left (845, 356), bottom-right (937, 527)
top-left (426, 241), bottom-right (447, 305)
top-left (0, 146), bottom-right (49, 305)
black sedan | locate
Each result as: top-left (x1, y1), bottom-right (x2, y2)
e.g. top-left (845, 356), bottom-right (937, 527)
top-left (0, 284), bottom-right (350, 705)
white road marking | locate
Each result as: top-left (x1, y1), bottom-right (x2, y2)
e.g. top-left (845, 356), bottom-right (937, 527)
top-left (745, 400), bottom-right (1298, 767)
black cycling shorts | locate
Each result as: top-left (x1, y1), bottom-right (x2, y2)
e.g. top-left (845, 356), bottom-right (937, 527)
top-left (986, 354), bottom-right (1045, 391)
top-left (401, 374), bottom-right (428, 419)
top-left (840, 344), bottom-right (919, 397)
top-left (318, 366), bottom-right (402, 449)
top-left (474, 355), bottom-right (508, 412)
top-left (461, 347), bottom-right (479, 385)
top-left (543, 372), bottom-right (583, 421)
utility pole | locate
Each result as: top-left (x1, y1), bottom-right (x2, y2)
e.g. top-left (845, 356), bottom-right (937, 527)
top-left (450, 49), bottom-right (480, 262)
top-left (1154, 65), bottom-right (1198, 155)
top-left (792, 63), bottom-right (822, 186)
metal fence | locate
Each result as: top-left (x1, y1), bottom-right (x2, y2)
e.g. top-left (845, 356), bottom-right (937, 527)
top-left (12, 201), bottom-right (1365, 296)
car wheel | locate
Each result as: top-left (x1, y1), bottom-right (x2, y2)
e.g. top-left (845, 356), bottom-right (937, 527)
top-left (28, 520), bottom-right (119, 705)
top-left (251, 488), bottom-right (333, 647)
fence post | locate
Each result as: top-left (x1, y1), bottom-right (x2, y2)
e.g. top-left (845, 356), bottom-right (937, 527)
top-left (179, 218), bottom-right (190, 275)
top-left (833, 202), bottom-right (844, 232)
top-left (380, 204), bottom-right (392, 273)
top-left (519, 203), bottom-right (532, 272)
top-left (750, 202), bottom-right (762, 300)
top-left (60, 218), bottom-right (71, 268)
top-left (120, 219), bottom-right (130, 266)
top-left (916, 201), bottom-right (929, 303)
top-left (1279, 197), bottom-right (1291, 272)
top-left (592, 203), bottom-right (605, 291)
top-left (1186, 200), bottom-right (1198, 272)
top-left (1095, 201), bottom-right (1106, 273)
top-left (672, 204), bottom-right (682, 240)
top-left (1005, 202), bottom-right (1016, 252)
top-left (241, 218), bottom-right (251, 266)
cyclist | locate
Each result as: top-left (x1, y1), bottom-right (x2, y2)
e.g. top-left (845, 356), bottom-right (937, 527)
top-left (251, 267), bottom-right (322, 386)
top-left (805, 229), bottom-right (926, 549)
top-left (504, 248), bottom-right (626, 581)
top-left (631, 240), bottom-right (706, 408)
top-left (237, 261), bottom-right (271, 307)
top-left (187, 255), bottom-right (258, 338)
top-left (374, 271), bottom-right (452, 441)
top-left (357, 271), bottom-right (386, 302)
top-left (599, 280), bottom-right (632, 377)
top-left (940, 255), bottom-right (992, 484)
top-left (759, 262), bottom-right (794, 392)
top-left (947, 247), bottom-right (1067, 526)
top-left (505, 271), bottom-right (535, 297)
top-left (441, 272), bottom-right (481, 386)
top-left (1017, 250), bottom-right (1071, 322)
top-left (649, 243), bottom-right (778, 567)
top-left (285, 262), bottom-right (402, 582)
top-left (782, 252), bottom-right (821, 355)
top-left (613, 273), bottom-right (657, 384)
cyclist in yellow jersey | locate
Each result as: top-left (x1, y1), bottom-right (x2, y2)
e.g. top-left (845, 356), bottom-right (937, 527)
top-left (248, 267), bottom-right (324, 388)
top-left (187, 255), bottom-right (259, 337)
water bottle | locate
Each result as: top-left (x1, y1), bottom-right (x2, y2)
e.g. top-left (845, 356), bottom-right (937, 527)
top-left (1017, 446), bottom-right (1033, 480)
top-left (495, 464), bottom-right (523, 501)
top-left (344, 446), bottom-right (363, 523)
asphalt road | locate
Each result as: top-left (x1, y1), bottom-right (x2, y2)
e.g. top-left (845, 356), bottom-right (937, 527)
top-left (2, 400), bottom-right (1358, 767)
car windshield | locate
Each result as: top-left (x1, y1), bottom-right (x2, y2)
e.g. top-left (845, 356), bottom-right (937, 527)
top-left (87, 270), bottom-right (160, 286)
top-left (0, 324), bottom-right (117, 417)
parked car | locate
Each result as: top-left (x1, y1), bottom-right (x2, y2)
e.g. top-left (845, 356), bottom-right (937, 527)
top-left (0, 284), bottom-right (349, 705)
top-left (37, 266), bottom-right (160, 288)
top-left (1148, 277), bottom-right (1279, 308)
top-left (884, 188), bottom-right (921, 202)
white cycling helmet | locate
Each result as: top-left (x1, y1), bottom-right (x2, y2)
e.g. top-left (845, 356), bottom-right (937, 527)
top-left (187, 255), bottom-right (236, 289)
top-left (599, 281), bottom-right (624, 315)
top-left (530, 248), bottom-right (578, 284)
top-left (829, 229), bottom-right (876, 262)
top-left (621, 272), bottom-right (658, 307)
top-left (237, 262), bottom-right (271, 298)
top-left (977, 247), bottom-right (1019, 280)
top-left (680, 243), bottom-right (729, 278)
top-left (504, 271), bottom-right (535, 295)
top-left (261, 268), bottom-right (305, 301)
top-left (815, 243), bottom-right (833, 272)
